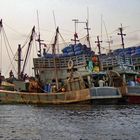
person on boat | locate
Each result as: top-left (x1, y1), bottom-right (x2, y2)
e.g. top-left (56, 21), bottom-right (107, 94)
top-left (20, 71), bottom-right (24, 80)
top-left (103, 76), bottom-right (109, 86)
top-left (28, 77), bottom-right (41, 93)
top-left (98, 78), bottom-right (105, 87)
top-left (9, 70), bottom-right (14, 78)
top-left (23, 73), bottom-right (28, 81)
top-left (136, 77), bottom-right (140, 84)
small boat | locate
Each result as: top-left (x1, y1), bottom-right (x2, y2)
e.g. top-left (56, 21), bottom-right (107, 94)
top-left (120, 69), bottom-right (140, 104)
top-left (90, 71), bottom-right (124, 104)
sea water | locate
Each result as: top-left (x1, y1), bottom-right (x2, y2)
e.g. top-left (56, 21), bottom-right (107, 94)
top-left (0, 104), bottom-right (140, 140)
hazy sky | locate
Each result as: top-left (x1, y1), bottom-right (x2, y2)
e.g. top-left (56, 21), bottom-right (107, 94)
top-left (0, 0), bottom-right (140, 76)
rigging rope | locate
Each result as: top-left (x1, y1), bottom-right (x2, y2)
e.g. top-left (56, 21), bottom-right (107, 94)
top-left (21, 30), bottom-right (33, 49)
top-left (3, 22), bottom-right (26, 37)
top-left (2, 30), bottom-right (17, 74)
top-left (2, 28), bottom-right (15, 56)
top-left (5, 51), bottom-right (18, 76)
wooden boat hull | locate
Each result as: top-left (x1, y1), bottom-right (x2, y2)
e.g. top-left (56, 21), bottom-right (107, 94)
top-left (0, 89), bottom-right (91, 104)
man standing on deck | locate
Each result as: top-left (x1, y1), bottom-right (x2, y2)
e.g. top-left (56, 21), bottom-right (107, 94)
top-left (98, 78), bottom-right (105, 87)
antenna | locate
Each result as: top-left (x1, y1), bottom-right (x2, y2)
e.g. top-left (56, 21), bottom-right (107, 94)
top-left (53, 10), bottom-right (57, 30)
top-left (101, 14), bottom-right (103, 41)
top-left (36, 10), bottom-right (42, 57)
top-left (87, 7), bottom-right (89, 22)
top-left (102, 19), bottom-right (111, 53)
top-left (37, 10), bottom-right (40, 35)
top-left (52, 11), bottom-right (59, 53)
top-left (85, 8), bottom-right (91, 48)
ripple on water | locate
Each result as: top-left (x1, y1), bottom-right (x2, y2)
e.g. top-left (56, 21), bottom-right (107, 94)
top-left (0, 104), bottom-right (140, 140)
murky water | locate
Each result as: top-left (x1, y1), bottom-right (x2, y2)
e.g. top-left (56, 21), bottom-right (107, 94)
top-left (0, 104), bottom-right (140, 140)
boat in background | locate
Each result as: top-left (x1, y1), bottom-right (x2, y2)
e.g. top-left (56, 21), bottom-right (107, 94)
top-left (99, 25), bottom-right (140, 104)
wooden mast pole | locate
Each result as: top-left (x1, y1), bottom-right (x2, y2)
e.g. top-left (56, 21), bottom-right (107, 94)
top-left (22, 26), bottom-right (35, 75)
top-left (17, 44), bottom-right (22, 79)
top-left (52, 27), bottom-right (59, 90)
top-left (76, 19), bottom-right (91, 48)
top-left (95, 36), bottom-right (103, 71)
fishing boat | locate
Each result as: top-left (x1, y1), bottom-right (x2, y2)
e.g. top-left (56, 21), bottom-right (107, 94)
top-left (120, 67), bottom-right (140, 104)
top-left (99, 24), bottom-right (140, 104)
top-left (0, 19), bottom-right (94, 104)
top-left (0, 19), bottom-right (123, 105)
top-left (103, 63), bottom-right (140, 104)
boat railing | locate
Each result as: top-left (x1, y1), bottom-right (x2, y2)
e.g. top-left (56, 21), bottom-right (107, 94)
top-left (33, 54), bottom-right (90, 69)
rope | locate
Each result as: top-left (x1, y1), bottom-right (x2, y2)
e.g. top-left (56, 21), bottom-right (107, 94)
top-left (2, 29), bottom-right (17, 74)
top-left (3, 22), bottom-right (26, 36)
top-left (21, 30), bottom-right (33, 50)
top-left (2, 28), bottom-right (15, 56)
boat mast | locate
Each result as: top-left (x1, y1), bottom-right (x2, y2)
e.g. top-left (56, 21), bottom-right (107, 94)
top-left (17, 44), bottom-right (22, 79)
top-left (85, 20), bottom-right (91, 48)
top-left (73, 18), bottom-right (91, 48)
top-left (52, 27), bottom-right (59, 90)
top-left (77, 19), bottom-right (91, 48)
top-left (86, 7), bottom-right (91, 48)
top-left (21, 26), bottom-right (35, 75)
top-left (117, 24), bottom-right (126, 63)
top-left (95, 36), bottom-right (103, 71)
top-left (95, 36), bottom-right (102, 55)
top-left (36, 10), bottom-right (43, 57)
top-left (0, 19), bottom-right (3, 32)
top-left (71, 19), bottom-right (79, 45)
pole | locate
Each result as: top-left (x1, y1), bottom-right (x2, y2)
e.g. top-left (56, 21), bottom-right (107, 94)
top-left (84, 20), bottom-right (91, 48)
top-left (117, 24), bottom-right (126, 63)
top-left (52, 27), bottom-right (59, 90)
top-left (71, 19), bottom-right (79, 44)
top-left (36, 11), bottom-right (42, 57)
top-left (95, 36), bottom-right (103, 71)
top-left (17, 44), bottom-right (22, 79)
top-left (95, 36), bottom-right (102, 55)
